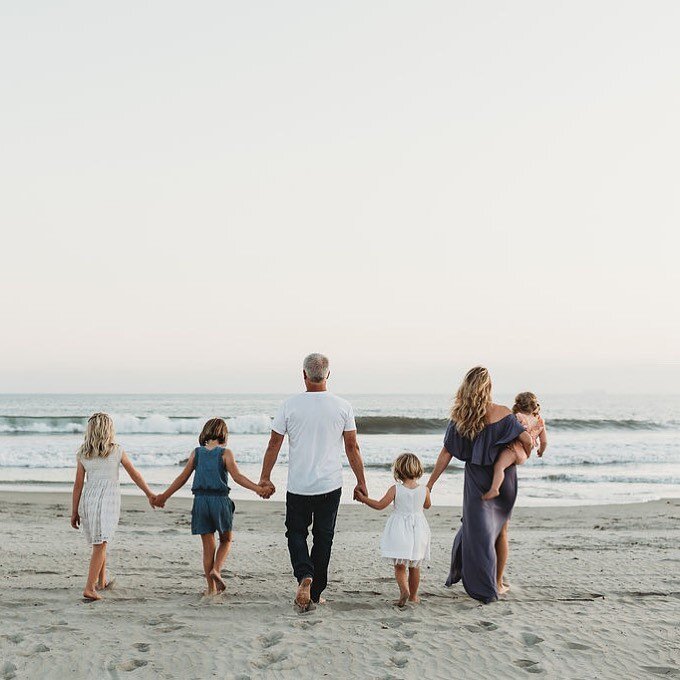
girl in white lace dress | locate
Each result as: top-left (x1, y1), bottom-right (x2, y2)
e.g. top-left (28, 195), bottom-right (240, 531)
top-left (356, 453), bottom-right (431, 606)
top-left (71, 413), bottom-right (156, 600)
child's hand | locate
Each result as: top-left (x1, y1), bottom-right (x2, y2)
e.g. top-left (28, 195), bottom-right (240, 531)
top-left (355, 491), bottom-right (368, 504)
top-left (70, 511), bottom-right (80, 529)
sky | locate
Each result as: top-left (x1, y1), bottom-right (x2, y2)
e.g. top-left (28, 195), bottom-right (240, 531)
top-left (1, 1), bottom-right (679, 394)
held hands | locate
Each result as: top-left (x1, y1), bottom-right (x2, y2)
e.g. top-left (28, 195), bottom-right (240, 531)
top-left (353, 483), bottom-right (368, 502)
top-left (150, 493), bottom-right (166, 509)
top-left (257, 479), bottom-right (276, 499)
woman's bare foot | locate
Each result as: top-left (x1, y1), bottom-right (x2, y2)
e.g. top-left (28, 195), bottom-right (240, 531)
top-left (83, 588), bottom-right (102, 601)
top-left (210, 570), bottom-right (226, 593)
top-left (408, 595), bottom-right (421, 604)
top-left (295, 577), bottom-right (313, 609)
top-left (497, 582), bottom-right (510, 595)
top-left (96, 578), bottom-right (116, 591)
top-left (482, 489), bottom-right (500, 501)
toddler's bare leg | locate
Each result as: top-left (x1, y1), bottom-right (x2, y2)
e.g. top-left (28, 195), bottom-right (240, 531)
top-left (83, 543), bottom-right (107, 600)
top-left (394, 564), bottom-right (410, 606)
top-left (482, 449), bottom-right (517, 500)
top-left (210, 531), bottom-right (232, 592)
top-left (200, 534), bottom-right (217, 595)
top-left (408, 567), bottom-right (421, 603)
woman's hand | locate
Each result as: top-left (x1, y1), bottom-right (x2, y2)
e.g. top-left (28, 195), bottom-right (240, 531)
top-left (70, 511), bottom-right (80, 529)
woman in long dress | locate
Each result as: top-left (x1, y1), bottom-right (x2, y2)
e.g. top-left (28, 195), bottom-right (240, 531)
top-left (427, 367), bottom-right (533, 603)
top-left (71, 413), bottom-right (156, 600)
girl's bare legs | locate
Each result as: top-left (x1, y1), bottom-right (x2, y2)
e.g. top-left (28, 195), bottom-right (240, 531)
top-left (394, 564), bottom-right (410, 606)
top-left (483, 449), bottom-right (521, 500)
top-left (83, 543), bottom-right (107, 600)
top-left (408, 567), bottom-right (421, 603)
top-left (495, 521), bottom-right (510, 595)
top-left (200, 533), bottom-right (217, 595)
top-left (209, 531), bottom-right (232, 593)
top-left (96, 551), bottom-right (107, 590)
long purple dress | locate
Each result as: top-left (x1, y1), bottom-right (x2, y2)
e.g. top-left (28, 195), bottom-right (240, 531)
top-left (443, 414), bottom-right (526, 604)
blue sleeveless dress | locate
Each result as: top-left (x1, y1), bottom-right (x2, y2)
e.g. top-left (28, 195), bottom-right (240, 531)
top-left (443, 414), bottom-right (526, 603)
top-left (190, 446), bottom-right (235, 535)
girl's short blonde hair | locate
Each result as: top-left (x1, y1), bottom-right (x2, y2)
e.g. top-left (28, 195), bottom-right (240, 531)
top-left (392, 452), bottom-right (424, 482)
top-left (513, 392), bottom-right (541, 417)
top-left (199, 418), bottom-right (228, 446)
top-left (78, 412), bottom-right (116, 459)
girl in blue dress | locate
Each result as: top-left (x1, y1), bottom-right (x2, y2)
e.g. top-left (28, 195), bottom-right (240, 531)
top-left (154, 418), bottom-right (266, 595)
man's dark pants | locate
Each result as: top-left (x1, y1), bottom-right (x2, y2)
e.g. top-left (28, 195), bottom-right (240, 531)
top-left (285, 488), bottom-right (342, 602)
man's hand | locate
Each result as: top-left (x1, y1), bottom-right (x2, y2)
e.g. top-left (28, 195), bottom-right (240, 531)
top-left (70, 511), bottom-right (80, 529)
top-left (353, 483), bottom-right (367, 501)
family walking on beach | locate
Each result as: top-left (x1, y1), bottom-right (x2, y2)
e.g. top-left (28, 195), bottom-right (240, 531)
top-left (71, 355), bottom-right (547, 607)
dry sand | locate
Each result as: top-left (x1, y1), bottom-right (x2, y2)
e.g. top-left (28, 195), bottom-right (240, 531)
top-left (1, 491), bottom-right (679, 679)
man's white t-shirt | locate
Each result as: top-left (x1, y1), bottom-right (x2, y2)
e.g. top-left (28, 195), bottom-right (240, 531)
top-left (272, 391), bottom-right (357, 496)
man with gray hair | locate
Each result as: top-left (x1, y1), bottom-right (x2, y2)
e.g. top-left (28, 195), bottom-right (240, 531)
top-left (259, 353), bottom-right (367, 610)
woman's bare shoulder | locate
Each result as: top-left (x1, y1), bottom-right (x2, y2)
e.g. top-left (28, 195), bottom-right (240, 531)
top-left (486, 403), bottom-right (512, 423)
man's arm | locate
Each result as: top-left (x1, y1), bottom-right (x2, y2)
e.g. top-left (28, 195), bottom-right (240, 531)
top-left (343, 430), bottom-right (367, 498)
top-left (259, 431), bottom-right (284, 496)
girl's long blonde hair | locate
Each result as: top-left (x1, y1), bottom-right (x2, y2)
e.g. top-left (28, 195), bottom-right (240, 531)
top-left (450, 366), bottom-right (492, 440)
top-left (78, 412), bottom-right (116, 459)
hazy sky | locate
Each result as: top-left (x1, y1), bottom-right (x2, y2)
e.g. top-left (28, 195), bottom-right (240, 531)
top-left (1, 1), bottom-right (679, 394)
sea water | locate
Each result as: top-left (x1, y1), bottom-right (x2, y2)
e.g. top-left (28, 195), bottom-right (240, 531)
top-left (0, 393), bottom-right (678, 506)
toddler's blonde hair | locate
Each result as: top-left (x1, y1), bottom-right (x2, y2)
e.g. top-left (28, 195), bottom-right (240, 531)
top-left (78, 412), bottom-right (116, 459)
top-left (392, 452), bottom-right (424, 482)
top-left (513, 392), bottom-right (541, 417)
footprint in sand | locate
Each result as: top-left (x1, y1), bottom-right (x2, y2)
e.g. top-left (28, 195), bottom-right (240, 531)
top-left (2, 634), bottom-right (23, 644)
top-left (258, 632), bottom-right (283, 649)
top-left (1, 662), bottom-right (17, 680)
top-left (33, 644), bottom-right (50, 653)
top-left (521, 633), bottom-right (544, 646)
top-left (118, 660), bottom-right (148, 672)
top-left (566, 642), bottom-right (591, 650)
top-left (250, 651), bottom-right (289, 670)
top-left (392, 640), bottom-right (411, 652)
top-left (513, 659), bottom-right (543, 674)
top-left (390, 656), bottom-right (409, 669)
top-left (133, 643), bottom-right (150, 653)
top-left (465, 621), bottom-right (498, 632)
top-left (641, 667), bottom-right (679, 677)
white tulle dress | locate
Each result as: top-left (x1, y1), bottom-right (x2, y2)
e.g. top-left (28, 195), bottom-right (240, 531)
top-left (380, 484), bottom-right (431, 568)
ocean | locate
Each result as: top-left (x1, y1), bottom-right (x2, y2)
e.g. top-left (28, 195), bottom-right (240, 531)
top-left (0, 393), bottom-right (678, 506)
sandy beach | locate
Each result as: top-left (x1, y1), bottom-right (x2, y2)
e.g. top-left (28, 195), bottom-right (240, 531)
top-left (1, 491), bottom-right (678, 679)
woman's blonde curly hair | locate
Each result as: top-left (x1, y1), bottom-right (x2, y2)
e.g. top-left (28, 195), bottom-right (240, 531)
top-left (78, 412), bottom-right (116, 459)
top-left (450, 366), bottom-right (493, 440)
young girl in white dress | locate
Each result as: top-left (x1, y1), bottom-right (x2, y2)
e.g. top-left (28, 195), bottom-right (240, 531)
top-left (71, 413), bottom-right (156, 600)
top-left (356, 453), bottom-right (431, 606)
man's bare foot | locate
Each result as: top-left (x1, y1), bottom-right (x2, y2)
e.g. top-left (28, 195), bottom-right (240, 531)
top-left (314, 597), bottom-right (326, 605)
top-left (210, 570), bottom-right (226, 593)
top-left (295, 577), bottom-right (313, 609)
top-left (96, 578), bottom-right (116, 591)
top-left (408, 595), bottom-right (421, 604)
top-left (83, 588), bottom-right (102, 601)
top-left (497, 582), bottom-right (510, 595)
top-left (482, 489), bottom-right (500, 500)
